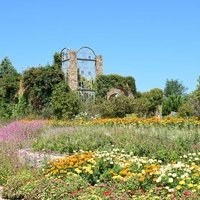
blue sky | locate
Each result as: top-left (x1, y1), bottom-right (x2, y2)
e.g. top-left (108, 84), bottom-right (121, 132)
top-left (0, 0), bottom-right (199, 92)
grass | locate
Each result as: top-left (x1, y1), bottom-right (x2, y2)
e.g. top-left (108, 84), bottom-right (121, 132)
top-left (33, 125), bottom-right (200, 162)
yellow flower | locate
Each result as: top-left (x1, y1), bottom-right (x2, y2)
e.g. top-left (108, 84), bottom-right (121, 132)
top-left (82, 165), bottom-right (93, 174)
top-left (179, 180), bottom-right (185, 185)
top-left (176, 185), bottom-right (182, 190)
top-left (139, 176), bottom-right (145, 182)
top-left (74, 168), bottom-right (82, 174)
top-left (188, 183), bottom-right (193, 188)
top-left (112, 175), bottom-right (123, 180)
top-left (52, 169), bottom-right (58, 175)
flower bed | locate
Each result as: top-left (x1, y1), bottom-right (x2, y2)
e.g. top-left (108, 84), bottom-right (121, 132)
top-left (44, 150), bottom-right (200, 198)
top-left (47, 117), bottom-right (200, 128)
top-left (3, 150), bottom-right (199, 199)
top-left (0, 119), bottom-right (200, 199)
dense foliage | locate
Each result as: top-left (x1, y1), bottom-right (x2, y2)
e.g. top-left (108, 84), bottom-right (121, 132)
top-left (162, 79), bottom-right (187, 116)
top-left (0, 56), bottom-right (199, 120)
top-left (51, 83), bottom-right (82, 119)
top-left (23, 65), bottom-right (65, 114)
top-left (95, 74), bottom-right (136, 98)
top-left (190, 78), bottom-right (200, 117)
top-left (0, 57), bottom-right (20, 119)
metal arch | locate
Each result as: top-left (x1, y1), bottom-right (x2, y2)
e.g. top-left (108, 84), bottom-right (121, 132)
top-left (77, 46), bottom-right (96, 57)
top-left (60, 47), bottom-right (70, 62)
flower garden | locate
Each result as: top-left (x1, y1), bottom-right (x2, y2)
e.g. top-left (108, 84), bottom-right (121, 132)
top-left (0, 117), bottom-right (200, 199)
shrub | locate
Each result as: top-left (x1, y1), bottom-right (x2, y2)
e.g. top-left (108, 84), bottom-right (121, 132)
top-left (98, 95), bottom-right (134, 118)
top-left (2, 168), bottom-right (36, 199)
top-left (24, 174), bottom-right (88, 200)
top-left (178, 100), bottom-right (193, 117)
top-left (51, 83), bottom-right (82, 119)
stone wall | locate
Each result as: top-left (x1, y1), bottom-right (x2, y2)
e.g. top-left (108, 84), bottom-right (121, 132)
top-left (68, 51), bottom-right (78, 91)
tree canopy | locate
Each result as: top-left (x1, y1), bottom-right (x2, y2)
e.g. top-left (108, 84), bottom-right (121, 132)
top-left (164, 79), bottom-right (187, 97)
top-left (0, 57), bottom-right (20, 118)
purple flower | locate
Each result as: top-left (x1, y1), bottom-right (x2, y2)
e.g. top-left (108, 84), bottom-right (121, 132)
top-left (0, 120), bottom-right (44, 143)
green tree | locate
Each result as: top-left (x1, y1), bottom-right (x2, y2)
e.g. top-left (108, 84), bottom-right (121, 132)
top-left (51, 83), bottom-right (81, 119)
top-left (163, 79), bottom-right (187, 116)
top-left (0, 57), bottom-right (18, 78)
top-left (143, 88), bottom-right (163, 116)
top-left (162, 94), bottom-right (183, 115)
top-left (189, 76), bottom-right (200, 117)
top-left (132, 88), bottom-right (163, 117)
top-left (53, 52), bottom-right (62, 70)
top-left (164, 79), bottom-right (187, 97)
top-left (23, 65), bottom-right (65, 114)
top-left (0, 57), bottom-right (19, 118)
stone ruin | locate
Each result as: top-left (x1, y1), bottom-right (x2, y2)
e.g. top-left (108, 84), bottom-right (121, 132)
top-left (61, 46), bottom-right (103, 100)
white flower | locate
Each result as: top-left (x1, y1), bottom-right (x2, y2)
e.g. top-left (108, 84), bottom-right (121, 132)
top-left (165, 186), bottom-right (169, 190)
top-left (172, 173), bottom-right (177, 178)
top-left (168, 188), bottom-right (174, 193)
top-left (168, 177), bottom-right (173, 183)
top-left (156, 177), bottom-right (162, 183)
top-left (181, 175), bottom-right (185, 179)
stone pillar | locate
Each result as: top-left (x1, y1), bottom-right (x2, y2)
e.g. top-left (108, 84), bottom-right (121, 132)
top-left (18, 77), bottom-right (24, 96)
top-left (68, 50), bottom-right (78, 91)
top-left (95, 55), bottom-right (103, 76)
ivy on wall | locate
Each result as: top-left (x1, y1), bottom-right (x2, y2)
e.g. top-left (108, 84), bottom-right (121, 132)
top-left (95, 74), bottom-right (136, 98)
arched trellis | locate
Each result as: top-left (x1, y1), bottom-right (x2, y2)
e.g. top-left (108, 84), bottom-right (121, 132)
top-left (77, 47), bottom-right (96, 91)
top-left (60, 46), bottom-right (103, 101)
top-left (77, 46), bottom-right (96, 59)
top-left (60, 48), bottom-right (70, 84)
